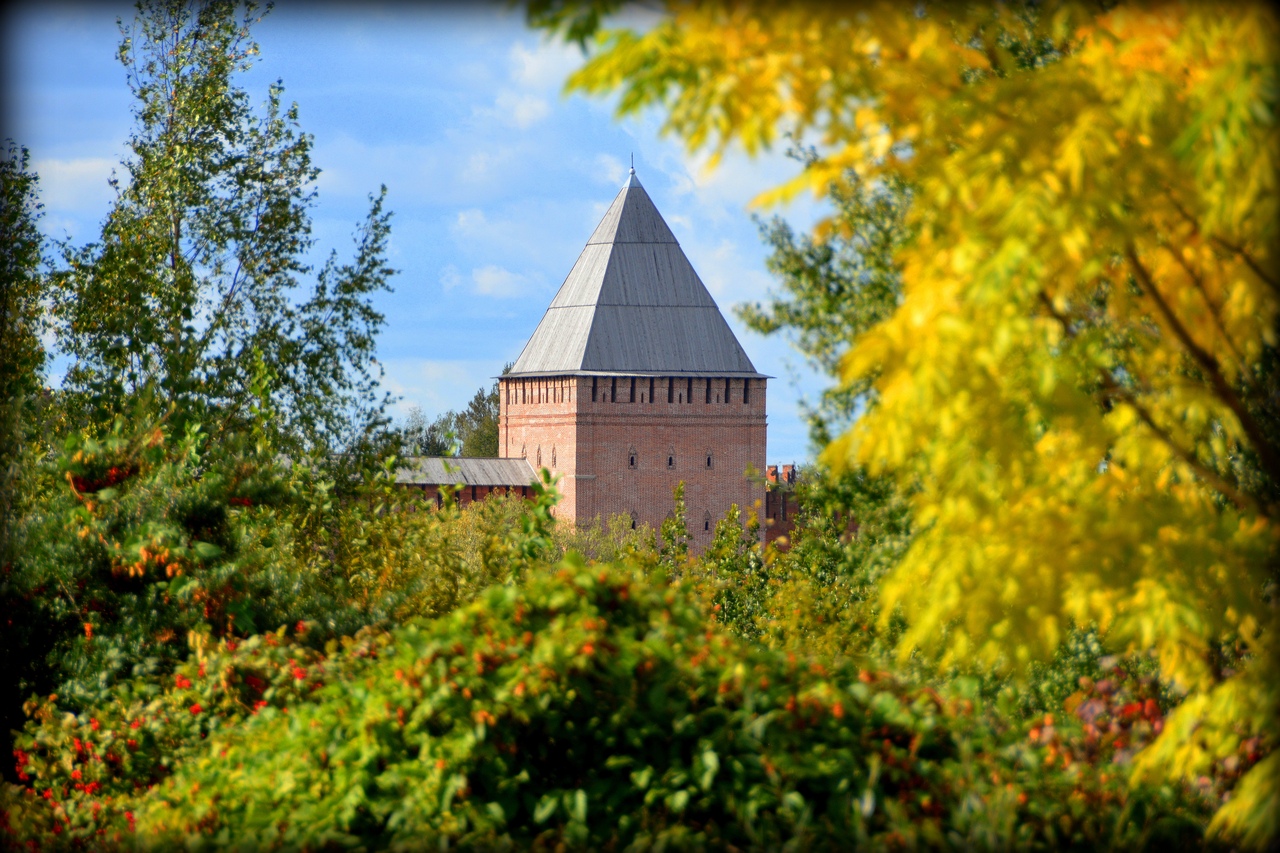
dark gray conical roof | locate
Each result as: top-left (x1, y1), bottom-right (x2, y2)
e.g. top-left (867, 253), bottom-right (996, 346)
top-left (508, 170), bottom-right (762, 377)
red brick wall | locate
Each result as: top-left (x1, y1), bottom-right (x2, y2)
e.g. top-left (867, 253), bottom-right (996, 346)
top-left (500, 374), bottom-right (767, 550)
top-left (763, 464), bottom-right (798, 548)
top-left (499, 375), bottom-right (582, 519)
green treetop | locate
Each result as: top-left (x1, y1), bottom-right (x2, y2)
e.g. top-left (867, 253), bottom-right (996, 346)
top-left (52, 0), bottom-right (396, 457)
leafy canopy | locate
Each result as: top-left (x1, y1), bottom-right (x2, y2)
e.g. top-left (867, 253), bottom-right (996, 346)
top-left (741, 170), bottom-right (911, 446)
top-left (532, 1), bottom-right (1280, 844)
top-left (52, 0), bottom-right (396, 455)
top-left (0, 143), bottom-right (45, 555)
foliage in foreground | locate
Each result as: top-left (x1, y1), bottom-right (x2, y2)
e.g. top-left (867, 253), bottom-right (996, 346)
top-left (1, 419), bottom-right (302, 715)
top-left (2, 0), bottom-right (1270, 847)
top-left (0, 141), bottom-right (49, 765)
top-left (0, 142), bottom-right (45, 551)
top-left (531, 2), bottom-right (1280, 843)
top-left (1, 414), bottom-right (567, 729)
top-left (2, 564), bottom-right (1210, 850)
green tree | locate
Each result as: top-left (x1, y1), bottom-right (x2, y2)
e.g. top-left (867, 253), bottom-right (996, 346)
top-left (741, 170), bottom-right (911, 446)
top-left (394, 405), bottom-right (457, 457)
top-left (454, 362), bottom-right (513, 457)
top-left (52, 0), bottom-right (395, 457)
top-left (693, 503), bottom-right (767, 641)
top-left (6, 421), bottom-right (297, 707)
top-left (0, 141), bottom-right (47, 780)
top-left (456, 381), bottom-right (500, 457)
top-left (658, 481), bottom-right (690, 573)
top-left (0, 142), bottom-right (44, 565)
top-left (737, 167), bottom-right (914, 658)
top-left (397, 362), bottom-right (514, 459)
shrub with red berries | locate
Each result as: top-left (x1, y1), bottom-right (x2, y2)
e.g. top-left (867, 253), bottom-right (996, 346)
top-left (2, 565), bottom-right (1210, 850)
top-left (0, 417), bottom-right (322, 751)
top-left (0, 621), bottom-right (386, 846)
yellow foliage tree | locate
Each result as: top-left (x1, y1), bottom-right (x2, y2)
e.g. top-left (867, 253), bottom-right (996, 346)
top-left (532, 1), bottom-right (1279, 843)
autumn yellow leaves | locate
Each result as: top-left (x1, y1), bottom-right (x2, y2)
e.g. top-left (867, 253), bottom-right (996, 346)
top-left (544, 1), bottom-right (1278, 844)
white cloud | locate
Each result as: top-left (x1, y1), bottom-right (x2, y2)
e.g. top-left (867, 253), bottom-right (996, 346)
top-left (32, 157), bottom-right (116, 214)
top-left (312, 136), bottom-right (523, 205)
top-left (471, 265), bottom-right (529, 298)
top-left (440, 264), bottom-right (462, 291)
top-left (508, 39), bottom-right (582, 92)
top-left (593, 153), bottom-right (627, 187)
top-left (472, 36), bottom-right (574, 130)
top-left (446, 203), bottom-right (582, 273)
top-left (664, 147), bottom-right (805, 220)
top-left (588, 200), bottom-right (611, 223)
top-left (451, 208), bottom-right (488, 238)
top-left (40, 214), bottom-right (89, 243)
top-left (493, 90), bottom-right (551, 129)
top-left (472, 89), bottom-right (552, 130)
top-left (381, 357), bottom-right (497, 418)
top-left (312, 136), bottom-right (444, 200)
top-left (679, 235), bottom-right (774, 304)
top-left (462, 151), bottom-right (495, 182)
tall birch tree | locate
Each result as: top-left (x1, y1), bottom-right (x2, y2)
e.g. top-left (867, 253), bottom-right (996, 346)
top-left (54, 0), bottom-right (395, 456)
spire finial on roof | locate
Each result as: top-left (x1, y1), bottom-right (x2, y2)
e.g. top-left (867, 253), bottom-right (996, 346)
top-left (507, 169), bottom-right (761, 378)
top-left (630, 152), bottom-right (634, 174)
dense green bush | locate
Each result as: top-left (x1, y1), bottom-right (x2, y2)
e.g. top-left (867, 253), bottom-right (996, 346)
top-left (327, 461), bottom-right (560, 625)
top-left (2, 620), bottom-right (371, 845)
top-left (0, 418), bottom-right (315, 714)
top-left (3, 563), bottom-right (1211, 850)
top-left (1, 412), bottom-right (564, 716)
top-left (551, 511), bottom-right (660, 565)
top-left (748, 468), bottom-right (911, 665)
top-left (0, 423), bottom-right (1217, 850)
top-left (687, 504), bottom-right (770, 644)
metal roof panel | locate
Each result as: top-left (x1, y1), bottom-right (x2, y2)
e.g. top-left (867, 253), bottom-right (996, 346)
top-left (585, 172), bottom-right (677, 246)
top-left (510, 305), bottom-right (596, 374)
top-left (510, 170), bottom-right (757, 378)
top-left (547, 243), bottom-right (612, 308)
top-left (395, 456), bottom-right (537, 487)
top-left (582, 305), bottom-right (757, 373)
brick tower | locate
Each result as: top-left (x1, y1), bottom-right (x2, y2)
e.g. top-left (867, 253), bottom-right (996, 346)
top-left (499, 168), bottom-right (767, 548)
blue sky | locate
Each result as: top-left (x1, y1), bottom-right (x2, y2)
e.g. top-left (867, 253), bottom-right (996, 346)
top-left (5, 2), bottom-right (829, 464)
